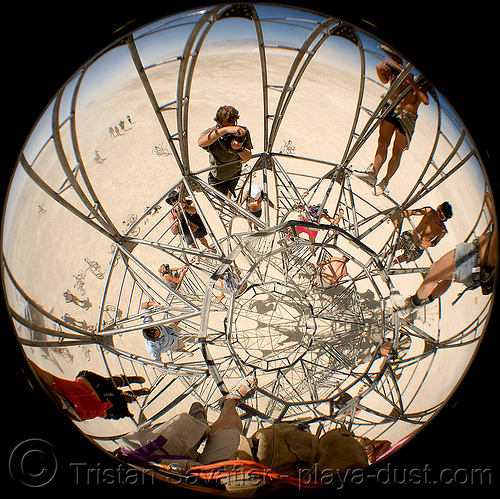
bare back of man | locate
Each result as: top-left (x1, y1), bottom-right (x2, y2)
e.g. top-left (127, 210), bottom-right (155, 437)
top-left (392, 204), bottom-right (451, 264)
top-left (413, 207), bottom-right (447, 249)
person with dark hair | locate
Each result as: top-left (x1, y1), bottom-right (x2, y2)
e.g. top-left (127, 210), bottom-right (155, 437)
top-left (76, 370), bottom-right (149, 419)
top-left (198, 105), bottom-right (253, 199)
top-left (278, 203), bottom-right (340, 250)
top-left (30, 362), bottom-right (148, 421)
top-left (393, 193), bottom-right (496, 313)
top-left (166, 190), bottom-right (213, 255)
top-left (390, 202), bottom-right (452, 264)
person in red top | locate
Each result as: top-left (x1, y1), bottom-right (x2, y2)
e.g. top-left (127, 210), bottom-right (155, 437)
top-left (31, 363), bottom-right (148, 421)
top-left (50, 374), bottom-right (113, 420)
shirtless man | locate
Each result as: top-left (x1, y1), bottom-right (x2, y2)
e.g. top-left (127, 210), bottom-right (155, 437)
top-left (356, 48), bottom-right (430, 196)
top-left (391, 202), bottom-right (452, 264)
top-left (314, 254), bottom-right (349, 288)
top-left (394, 192), bottom-right (496, 313)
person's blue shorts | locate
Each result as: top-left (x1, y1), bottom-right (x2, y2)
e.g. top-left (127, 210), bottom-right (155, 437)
top-left (453, 242), bottom-right (479, 288)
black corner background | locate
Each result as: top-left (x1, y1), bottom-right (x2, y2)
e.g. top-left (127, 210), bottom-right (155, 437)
top-left (3, 2), bottom-right (497, 497)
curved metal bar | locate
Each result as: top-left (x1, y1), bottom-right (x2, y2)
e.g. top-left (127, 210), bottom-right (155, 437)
top-left (126, 34), bottom-right (185, 175)
top-left (267, 17), bottom-right (342, 151)
top-left (68, 69), bottom-right (120, 236)
top-left (51, 88), bottom-right (119, 236)
top-left (176, 6), bottom-right (221, 172)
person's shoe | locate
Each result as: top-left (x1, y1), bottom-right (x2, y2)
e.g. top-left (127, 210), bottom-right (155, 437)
top-left (133, 388), bottom-right (151, 396)
top-left (118, 375), bottom-right (146, 385)
top-left (189, 402), bottom-right (207, 421)
top-left (355, 167), bottom-right (377, 187)
top-left (389, 289), bottom-right (406, 310)
top-left (374, 179), bottom-right (389, 196)
top-left (391, 293), bottom-right (429, 315)
top-left (395, 296), bottom-right (416, 314)
top-left (219, 376), bottom-right (257, 408)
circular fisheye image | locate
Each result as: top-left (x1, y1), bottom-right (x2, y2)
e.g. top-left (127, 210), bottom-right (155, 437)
top-left (3, 3), bottom-right (496, 495)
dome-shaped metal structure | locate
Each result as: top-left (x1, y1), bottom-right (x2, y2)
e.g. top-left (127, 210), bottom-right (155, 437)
top-left (3, 3), bottom-right (495, 493)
